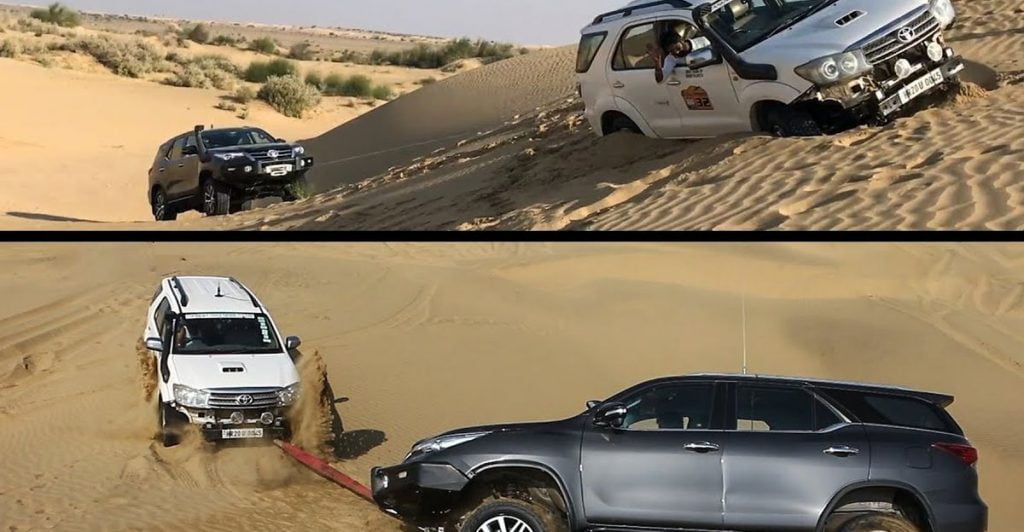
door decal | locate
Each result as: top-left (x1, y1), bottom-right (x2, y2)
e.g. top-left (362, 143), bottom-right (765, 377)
top-left (682, 86), bottom-right (714, 111)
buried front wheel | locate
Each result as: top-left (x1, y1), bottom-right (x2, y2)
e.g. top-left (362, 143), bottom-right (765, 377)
top-left (203, 180), bottom-right (232, 216)
top-left (282, 175), bottom-right (310, 202)
top-left (839, 512), bottom-right (920, 532)
top-left (762, 106), bottom-right (823, 138)
top-left (457, 497), bottom-right (568, 532)
top-left (157, 398), bottom-right (186, 448)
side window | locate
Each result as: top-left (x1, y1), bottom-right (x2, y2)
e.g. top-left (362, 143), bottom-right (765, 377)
top-left (736, 385), bottom-right (838, 432)
top-left (822, 388), bottom-right (961, 434)
top-left (576, 32), bottom-right (607, 73)
top-left (153, 298), bottom-right (171, 336)
top-left (613, 23), bottom-right (657, 71)
top-left (160, 142), bottom-right (173, 160)
top-left (168, 137), bottom-right (185, 159)
top-left (665, 19), bottom-right (703, 42)
top-left (622, 383), bottom-right (714, 430)
top-left (184, 134), bottom-right (196, 149)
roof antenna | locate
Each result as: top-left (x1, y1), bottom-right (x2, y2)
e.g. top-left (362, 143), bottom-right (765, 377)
top-left (216, 284), bottom-right (223, 298)
top-left (741, 292), bottom-right (748, 375)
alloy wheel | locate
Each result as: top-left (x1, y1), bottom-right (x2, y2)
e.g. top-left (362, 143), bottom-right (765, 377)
top-left (476, 515), bottom-right (534, 532)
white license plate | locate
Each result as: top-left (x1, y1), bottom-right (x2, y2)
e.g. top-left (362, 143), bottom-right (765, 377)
top-left (881, 68), bottom-right (944, 116)
top-left (264, 164), bottom-right (293, 176)
top-left (222, 428), bottom-right (264, 439)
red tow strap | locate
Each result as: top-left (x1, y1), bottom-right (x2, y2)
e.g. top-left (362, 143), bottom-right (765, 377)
top-left (274, 439), bottom-right (375, 503)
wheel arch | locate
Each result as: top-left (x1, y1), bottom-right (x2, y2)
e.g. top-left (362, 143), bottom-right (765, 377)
top-left (607, 97), bottom-right (658, 137)
top-left (740, 81), bottom-right (806, 131)
top-left (816, 480), bottom-right (936, 532)
top-left (467, 461), bottom-right (577, 528)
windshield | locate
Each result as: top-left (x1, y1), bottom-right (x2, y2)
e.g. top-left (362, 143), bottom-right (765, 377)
top-left (200, 129), bottom-right (275, 149)
top-left (706, 0), bottom-right (830, 52)
top-left (172, 313), bottom-right (281, 354)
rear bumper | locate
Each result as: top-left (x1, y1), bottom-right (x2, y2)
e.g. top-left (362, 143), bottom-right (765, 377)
top-left (933, 501), bottom-right (988, 532)
top-left (371, 462), bottom-right (470, 527)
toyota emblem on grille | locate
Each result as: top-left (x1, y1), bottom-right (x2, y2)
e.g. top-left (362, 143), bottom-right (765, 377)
top-left (236, 394), bottom-right (254, 406)
top-left (897, 27), bottom-right (916, 43)
top-left (267, 150), bottom-right (279, 158)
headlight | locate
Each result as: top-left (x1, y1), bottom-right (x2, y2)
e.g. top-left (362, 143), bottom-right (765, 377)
top-left (930, 0), bottom-right (955, 28)
top-left (293, 146), bottom-right (305, 155)
top-left (213, 152), bottom-right (246, 161)
top-left (277, 383), bottom-right (299, 406)
top-left (407, 432), bottom-right (490, 459)
top-left (173, 384), bottom-right (210, 408)
top-left (795, 50), bottom-right (871, 86)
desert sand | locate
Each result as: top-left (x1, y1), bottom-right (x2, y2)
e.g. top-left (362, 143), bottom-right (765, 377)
top-left (2, 0), bottom-right (1023, 230)
top-left (0, 243), bottom-right (1022, 530)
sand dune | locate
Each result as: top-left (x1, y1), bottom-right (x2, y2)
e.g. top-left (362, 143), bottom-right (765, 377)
top-left (0, 243), bottom-right (1022, 530)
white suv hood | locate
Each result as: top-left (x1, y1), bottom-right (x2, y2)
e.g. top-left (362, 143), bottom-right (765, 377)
top-left (171, 353), bottom-right (299, 390)
top-left (742, 0), bottom-right (930, 66)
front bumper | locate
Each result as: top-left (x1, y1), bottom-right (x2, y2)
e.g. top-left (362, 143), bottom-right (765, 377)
top-left (877, 54), bottom-right (963, 116)
top-left (371, 462), bottom-right (470, 526)
top-left (177, 405), bottom-right (291, 442)
top-left (219, 156), bottom-right (314, 185)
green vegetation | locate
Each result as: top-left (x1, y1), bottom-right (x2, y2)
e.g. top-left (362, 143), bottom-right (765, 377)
top-left (53, 36), bottom-right (164, 78)
top-left (211, 34), bottom-right (246, 47)
top-left (371, 84), bottom-right (394, 101)
top-left (243, 57), bottom-right (297, 82)
top-left (258, 75), bottom-right (321, 118)
top-left (249, 36), bottom-right (278, 54)
top-left (167, 54), bottom-right (239, 90)
top-left (331, 37), bottom-right (520, 69)
top-left (304, 71), bottom-right (324, 90)
top-left (185, 23), bottom-right (211, 44)
top-left (29, 3), bottom-right (81, 28)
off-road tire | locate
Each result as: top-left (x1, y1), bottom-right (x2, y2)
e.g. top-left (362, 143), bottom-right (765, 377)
top-left (457, 496), bottom-right (568, 532)
top-left (839, 512), bottom-right (920, 532)
top-left (158, 398), bottom-right (185, 448)
top-left (764, 107), bottom-right (823, 137)
top-left (202, 179), bottom-right (232, 216)
top-left (152, 188), bottom-right (177, 222)
top-left (230, 200), bottom-right (253, 214)
top-left (605, 114), bottom-right (642, 135)
top-left (282, 175), bottom-right (310, 202)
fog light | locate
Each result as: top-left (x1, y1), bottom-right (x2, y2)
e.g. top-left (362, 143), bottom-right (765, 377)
top-left (230, 411), bottom-right (243, 424)
top-left (260, 412), bottom-right (275, 425)
top-left (381, 475), bottom-right (389, 489)
top-left (926, 42), bottom-right (944, 62)
top-left (945, 47), bottom-right (954, 59)
top-left (244, 165), bottom-right (253, 173)
top-left (298, 160), bottom-right (305, 168)
top-left (894, 59), bottom-right (913, 79)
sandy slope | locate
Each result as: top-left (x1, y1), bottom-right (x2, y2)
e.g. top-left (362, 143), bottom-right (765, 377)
top-left (0, 243), bottom-right (1022, 530)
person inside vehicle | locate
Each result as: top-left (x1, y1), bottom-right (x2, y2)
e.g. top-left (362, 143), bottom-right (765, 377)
top-left (652, 31), bottom-right (700, 84)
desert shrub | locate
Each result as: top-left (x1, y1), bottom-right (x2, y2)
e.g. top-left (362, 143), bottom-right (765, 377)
top-left (186, 23), bottom-right (211, 44)
top-left (244, 57), bottom-right (295, 82)
top-left (258, 74), bottom-right (321, 118)
top-left (288, 41), bottom-right (315, 61)
top-left (214, 101), bottom-right (237, 111)
top-left (0, 38), bottom-right (19, 58)
top-left (167, 55), bottom-right (238, 89)
top-left (371, 84), bottom-right (394, 101)
top-left (237, 105), bottom-right (249, 119)
top-left (211, 34), bottom-right (244, 47)
top-left (233, 85), bottom-right (256, 103)
top-left (249, 36), bottom-right (278, 54)
top-left (340, 74), bottom-right (372, 97)
top-left (323, 72), bottom-right (345, 94)
top-left (29, 3), bottom-right (80, 28)
top-left (304, 71), bottom-right (324, 90)
top-left (57, 36), bottom-right (163, 78)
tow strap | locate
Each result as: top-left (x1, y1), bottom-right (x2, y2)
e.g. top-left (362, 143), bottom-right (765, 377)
top-left (273, 439), bottom-right (375, 503)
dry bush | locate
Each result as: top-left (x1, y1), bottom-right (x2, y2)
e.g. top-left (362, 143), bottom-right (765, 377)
top-left (258, 74), bottom-right (321, 118)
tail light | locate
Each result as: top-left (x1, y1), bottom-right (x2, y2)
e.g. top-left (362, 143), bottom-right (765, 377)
top-left (933, 442), bottom-right (978, 465)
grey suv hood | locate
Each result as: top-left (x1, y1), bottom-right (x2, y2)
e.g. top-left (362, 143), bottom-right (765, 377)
top-left (207, 143), bottom-right (295, 153)
top-left (744, 0), bottom-right (929, 64)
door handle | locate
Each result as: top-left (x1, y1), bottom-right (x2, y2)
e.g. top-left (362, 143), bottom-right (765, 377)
top-left (158, 168), bottom-right (166, 172)
top-left (612, 81), bottom-right (625, 89)
top-left (823, 446), bottom-right (860, 457)
top-left (177, 164), bottom-right (184, 168)
top-left (684, 442), bottom-right (721, 453)
top-left (666, 80), bottom-right (681, 86)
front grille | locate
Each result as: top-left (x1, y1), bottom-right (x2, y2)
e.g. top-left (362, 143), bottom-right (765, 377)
top-left (863, 10), bottom-right (940, 65)
top-left (208, 388), bottom-right (281, 408)
top-left (248, 148), bottom-right (294, 163)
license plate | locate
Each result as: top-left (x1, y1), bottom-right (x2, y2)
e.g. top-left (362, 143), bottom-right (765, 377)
top-left (222, 428), bottom-right (264, 439)
top-left (264, 164), bottom-right (293, 177)
top-left (880, 68), bottom-right (944, 116)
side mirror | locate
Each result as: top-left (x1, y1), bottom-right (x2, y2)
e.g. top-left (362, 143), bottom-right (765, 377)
top-left (285, 336), bottom-right (302, 350)
top-left (276, 137), bottom-right (287, 143)
top-left (586, 400), bottom-right (601, 410)
top-left (593, 402), bottom-right (627, 429)
top-left (145, 337), bottom-right (164, 352)
top-left (181, 145), bottom-right (198, 156)
top-left (686, 46), bottom-right (719, 70)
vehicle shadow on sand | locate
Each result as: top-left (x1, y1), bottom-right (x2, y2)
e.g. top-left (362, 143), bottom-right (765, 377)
top-left (315, 358), bottom-right (388, 461)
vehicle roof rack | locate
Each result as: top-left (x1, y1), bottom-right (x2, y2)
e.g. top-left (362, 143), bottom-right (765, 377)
top-left (170, 276), bottom-right (189, 307)
top-left (229, 277), bottom-right (261, 309)
top-left (593, 0), bottom-right (692, 24)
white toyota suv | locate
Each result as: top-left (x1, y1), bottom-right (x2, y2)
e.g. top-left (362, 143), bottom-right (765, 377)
top-left (143, 276), bottom-right (301, 446)
top-left (576, 0), bottom-right (964, 138)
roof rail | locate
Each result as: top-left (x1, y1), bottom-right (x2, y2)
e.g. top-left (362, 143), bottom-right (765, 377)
top-left (170, 276), bottom-right (189, 307)
top-left (593, 0), bottom-right (692, 24)
top-left (229, 277), bottom-right (261, 309)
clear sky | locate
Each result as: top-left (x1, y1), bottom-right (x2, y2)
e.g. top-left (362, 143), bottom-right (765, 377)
top-left (16, 0), bottom-right (627, 45)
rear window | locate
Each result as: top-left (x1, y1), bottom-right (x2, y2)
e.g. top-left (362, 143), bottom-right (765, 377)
top-left (576, 32), bottom-right (607, 73)
top-left (822, 388), bottom-right (962, 435)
